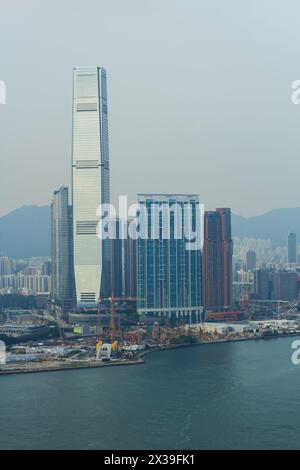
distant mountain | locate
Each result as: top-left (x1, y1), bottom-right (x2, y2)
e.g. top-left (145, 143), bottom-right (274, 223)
top-left (232, 207), bottom-right (300, 246)
top-left (0, 205), bottom-right (299, 258)
top-left (0, 205), bottom-right (51, 258)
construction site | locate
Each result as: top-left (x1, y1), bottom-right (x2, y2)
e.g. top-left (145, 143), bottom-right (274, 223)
top-left (2, 295), bottom-right (300, 374)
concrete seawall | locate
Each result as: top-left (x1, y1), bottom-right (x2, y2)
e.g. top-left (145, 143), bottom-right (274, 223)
top-left (0, 358), bottom-right (144, 376)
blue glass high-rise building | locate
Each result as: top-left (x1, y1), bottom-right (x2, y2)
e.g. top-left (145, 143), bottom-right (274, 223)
top-left (137, 194), bottom-right (203, 323)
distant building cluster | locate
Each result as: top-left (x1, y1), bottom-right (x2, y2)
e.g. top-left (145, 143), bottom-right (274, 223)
top-left (254, 269), bottom-right (299, 301)
top-left (0, 255), bottom-right (51, 295)
top-left (6, 66), bottom-right (300, 321)
top-left (232, 232), bottom-right (300, 305)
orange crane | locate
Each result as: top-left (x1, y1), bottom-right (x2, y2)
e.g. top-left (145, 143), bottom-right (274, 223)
top-left (109, 297), bottom-right (116, 342)
top-left (97, 302), bottom-right (101, 339)
top-left (109, 296), bottom-right (145, 342)
top-left (97, 297), bottom-right (143, 343)
top-left (118, 314), bottom-right (122, 339)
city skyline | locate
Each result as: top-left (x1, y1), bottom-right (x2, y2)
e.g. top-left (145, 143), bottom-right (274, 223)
top-left (2, 1), bottom-right (300, 455)
top-left (1, 1), bottom-right (300, 218)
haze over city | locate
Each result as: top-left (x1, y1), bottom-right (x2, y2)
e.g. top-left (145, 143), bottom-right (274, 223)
top-left (1, 0), bottom-right (300, 217)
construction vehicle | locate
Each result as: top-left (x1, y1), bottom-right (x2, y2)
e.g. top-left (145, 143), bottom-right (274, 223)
top-left (95, 340), bottom-right (103, 351)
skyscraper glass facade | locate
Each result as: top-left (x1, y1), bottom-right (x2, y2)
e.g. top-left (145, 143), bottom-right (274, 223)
top-left (51, 187), bottom-right (74, 309)
top-left (137, 194), bottom-right (203, 322)
top-left (72, 66), bottom-right (110, 308)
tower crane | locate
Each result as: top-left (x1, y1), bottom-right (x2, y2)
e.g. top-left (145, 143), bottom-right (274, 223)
top-left (97, 297), bottom-right (144, 343)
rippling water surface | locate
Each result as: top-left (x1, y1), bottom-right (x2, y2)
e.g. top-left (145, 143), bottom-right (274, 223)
top-left (1, 337), bottom-right (300, 449)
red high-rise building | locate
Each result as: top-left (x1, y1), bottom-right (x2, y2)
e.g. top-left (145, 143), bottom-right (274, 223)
top-left (202, 208), bottom-right (233, 311)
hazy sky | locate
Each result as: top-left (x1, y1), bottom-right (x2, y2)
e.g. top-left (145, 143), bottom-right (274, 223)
top-left (1, 0), bottom-right (300, 217)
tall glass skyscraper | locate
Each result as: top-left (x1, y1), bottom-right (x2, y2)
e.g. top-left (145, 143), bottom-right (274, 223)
top-left (72, 66), bottom-right (110, 308)
top-left (137, 194), bottom-right (203, 323)
top-left (51, 187), bottom-right (74, 310)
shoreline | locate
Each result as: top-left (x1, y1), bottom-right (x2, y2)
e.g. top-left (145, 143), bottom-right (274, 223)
top-left (1, 332), bottom-right (299, 376)
top-left (139, 332), bottom-right (300, 355)
top-left (0, 358), bottom-right (145, 376)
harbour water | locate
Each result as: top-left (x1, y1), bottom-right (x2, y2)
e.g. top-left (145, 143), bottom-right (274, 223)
top-left (1, 336), bottom-right (300, 450)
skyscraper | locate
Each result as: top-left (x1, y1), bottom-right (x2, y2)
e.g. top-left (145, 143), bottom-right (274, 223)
top-left (254, 268), bottom-right (271, 300)
top-left (246, 250), bottom-right (256, 271)
top-left (137, 194), bottom-right (203, 323)
top-left (110, 219), bottom-right (137, 299)
top-left (288, 232), bottom-right (297, 264)
top-left (72, 66), bottom-right (110, 308)
top-left (123, 235), bottom-right (137, 298)
top-left (202, 208), bottom-right (233, 311)
top-left (273, 270), bottom-right (298, 301)
top-left (111, 219), bottom-right (123, 298)
top-left (51, 187), bottom-right (74, 310)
